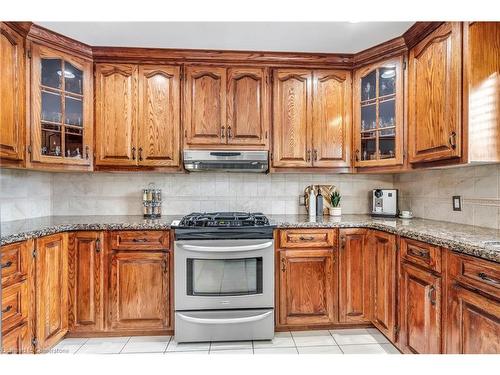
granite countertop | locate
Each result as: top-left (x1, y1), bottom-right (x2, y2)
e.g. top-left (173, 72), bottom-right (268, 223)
top-left (1, 214), bottom-right (500, 263)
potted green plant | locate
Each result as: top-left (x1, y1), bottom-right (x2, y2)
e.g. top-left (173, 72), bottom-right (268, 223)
top-left (330, 190), bottom-right (342, 216)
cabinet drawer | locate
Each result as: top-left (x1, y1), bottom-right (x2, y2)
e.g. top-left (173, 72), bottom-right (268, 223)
top-left (400, 238), bottom-right (442, 273)
top-left (1, 241), bottom-right (29, 286)
top-left (448, 252), bottom-right (500, 299)
top-left (2, 281), bottom-right (29, 334)
top-left (111, 231), bottom-right (169, 250)
top-left (279, 229), bottom-right (336, 248)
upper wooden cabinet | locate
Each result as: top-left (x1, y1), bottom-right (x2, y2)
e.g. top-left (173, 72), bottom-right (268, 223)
top-left (95, 63), bottom-right (181, 168)
top-left (353, 56), bottom-right (404, 168)
top-left (408, 22), bottom-right (462, 164)
top-left (95, 63), bottom-right (138, 166)
top-left (272, 69), bottom-right (351, 168)
top-left (184, 66), bottom-right (269, 148)
top-left (29, 44), bottom-right (93, 170)
top-left (338, 228), bottom-right (371, 323)
top-left (0, 23), bottom-right (25, 165)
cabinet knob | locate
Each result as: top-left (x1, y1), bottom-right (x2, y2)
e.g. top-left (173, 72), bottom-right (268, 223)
top-left (2, 305), bottom-right (12, 314)
top-left (0, 261), bottom-right (12, 269)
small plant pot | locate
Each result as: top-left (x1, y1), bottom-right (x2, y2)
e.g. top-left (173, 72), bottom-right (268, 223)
top-left (330, 207), bottom-right (342, 216)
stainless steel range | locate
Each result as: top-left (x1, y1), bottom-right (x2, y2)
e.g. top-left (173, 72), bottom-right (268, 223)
top-left (173, 212), bottom-right (275, 343)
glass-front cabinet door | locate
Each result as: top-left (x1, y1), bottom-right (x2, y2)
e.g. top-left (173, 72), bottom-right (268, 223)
top-left (353, 56), bottom-right (404, 167)
top-left (30, 44), bottom-right (92, 168)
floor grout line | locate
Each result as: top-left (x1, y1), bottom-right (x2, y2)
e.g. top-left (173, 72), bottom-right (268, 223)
top-left (118, 337), bottom-right (132, 354)
top-left (328, 329), bottom-right (344, 354)
top-left (163, 336), bottom-right (173, 354)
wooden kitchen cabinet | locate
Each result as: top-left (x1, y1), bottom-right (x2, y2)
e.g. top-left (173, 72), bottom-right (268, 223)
top-left (29, 43), bottom-right (93, 170)
top-left (108, 234), bottom-right (170, 332)
top-left (369, 231), bottom-right (397, 342)
top-left (68, 232), bottom-right (104, 333)
top-left (408, 22), bottom-right (462, 164)
top-left (1, 323), bottom-right (31, 354)
top-left (446, 251), bottom-right (500, 353)
top-left (338, 229), bottom-right (371, 323)
top-left (272, 69), bottom-right (351, 169)
top-left (353, 56), bottom-right (404, 168)
top-left (184, 66), bottom-right (269, 148)
top-left (95, 63), bottom-right (181, 168)
top-left (95, 63), bottom-right (138, 166)
top-left (278, 249), bottom-right (336, 326)
top-left (0, 23), bottom-right (25, 166)
top-left (35, 233), bottom-right (68, 352)
top-left (399, 261), bottom-right (441, 354)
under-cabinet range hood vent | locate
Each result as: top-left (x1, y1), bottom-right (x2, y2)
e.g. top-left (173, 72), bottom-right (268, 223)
top-left (183, 150), bottom-right (268, 173)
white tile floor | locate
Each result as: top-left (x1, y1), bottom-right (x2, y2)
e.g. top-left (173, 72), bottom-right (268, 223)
top-left (48, 328), bottom-right (400, 354)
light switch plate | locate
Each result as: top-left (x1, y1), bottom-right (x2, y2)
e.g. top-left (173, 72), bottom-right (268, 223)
top-left (452, 196), bottom-right (462, 211)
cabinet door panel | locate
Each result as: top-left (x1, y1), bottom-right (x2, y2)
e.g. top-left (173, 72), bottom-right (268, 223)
top-left (0, 24), bottom-right (24, 162)
top-left (279, 249), bottom-right (336, 326)
top-left (272, 69), bottom-right (312, 167)
top-left (184, 66), bottom-right (226, 146)
top-left (409, 22), bottom-right (462, 163)
top-left (138, 65), bottom-right (180, 166)
top-left (36, 233), bottom-right (68, 352)
top-left (447, 284), bottom-right (500, 354)
top-left (370, 231), bottom-right (397, 342)
top-left (338, 229), bottom-right (371, 323)
top-left (399, 262), bottom-right (441, 354)
top-left (68, 232), bottom-right (104, 333)
top-left (109, 251), bottom-right (169, 331)
top-left (1, 323), bottom-right (31, 354)
top-left (95, 64), bottom-right (138, 165)
top-left (226, 67), bottom-right (269, 147)
top-left (312, 70), bottom-right (351, 167)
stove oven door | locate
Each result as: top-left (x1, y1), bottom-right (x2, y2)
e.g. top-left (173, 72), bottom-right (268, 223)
top-left (174, 239), bottom-right (274, 311)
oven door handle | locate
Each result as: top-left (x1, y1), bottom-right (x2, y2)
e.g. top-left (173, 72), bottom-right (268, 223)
top-left (179, 241), bottom-right (273, 253)
top-left (177, 311), bottom-right (273, 325)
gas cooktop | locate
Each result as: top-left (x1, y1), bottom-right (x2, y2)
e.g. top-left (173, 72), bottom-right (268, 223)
top-left (174, 212), bottom-right (274, 240)
top-left (178, 212), bottom-right (270, 228)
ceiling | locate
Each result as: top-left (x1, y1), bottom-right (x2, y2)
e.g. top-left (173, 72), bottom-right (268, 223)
top-left (36, 22), bottom-right (414, 54)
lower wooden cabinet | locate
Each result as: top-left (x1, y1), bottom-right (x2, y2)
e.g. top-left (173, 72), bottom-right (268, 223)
top-left (446, 251), bottom-right (500, 353)
top-left (35, 233), bottom-right (69, 352)
top-left (370, 231), bottom-right (397, 342)
top-left (1, 323), bottom-right (31, 354)
top-left (108, 249), bottom-right (170, 332)
top-left (278, 249), bottom-right (336, 326)
top-left (338, 229), bottom-right (371, 323)
top-left (68, 232), bottom-right (104, 333)
top-left (399, 261), bottom-right (441, 353)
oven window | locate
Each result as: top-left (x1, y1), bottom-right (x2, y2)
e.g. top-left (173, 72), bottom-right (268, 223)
top-left (186, 257), bottom-right (263, 296)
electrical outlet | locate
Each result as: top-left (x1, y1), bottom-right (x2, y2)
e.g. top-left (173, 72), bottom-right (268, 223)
top-left (452, 196), bottom-right (462, 211)
top-left (299, 195), bottom-right (306, 206)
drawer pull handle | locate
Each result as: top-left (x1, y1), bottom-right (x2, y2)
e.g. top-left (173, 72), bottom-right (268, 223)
top-left (132, 238), bottom-right (148, 243)
top-left (281, 258), bottom-right (286, 272)
top-left (477, 272), bottom-right (499, 285)
top-left (408, 247), bottom-right (430, 259)
top-left (95, 238), bottom-right (101, 253)
top-left (1, 261), bottom-right (13, 269)
top-left (299, 236), bottom-right (315, 241)
top-left (2, 305), bottom-right (12, 313)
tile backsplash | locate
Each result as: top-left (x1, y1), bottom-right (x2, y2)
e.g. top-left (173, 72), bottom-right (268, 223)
top-left (1, 164), bottom-right (499, 230)
top-left (395, 164), bottom-right (500, 229)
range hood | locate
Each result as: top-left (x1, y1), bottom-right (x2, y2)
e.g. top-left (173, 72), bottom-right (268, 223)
top-left (183, 150), bottom-right (268, 173)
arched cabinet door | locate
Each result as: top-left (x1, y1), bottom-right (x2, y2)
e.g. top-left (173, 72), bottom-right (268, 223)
top-left (95, 63), bottom-right (138, 166)
top-left (272, 69), bottom-right (313, 167)
top-left (184, 66), bottom-right (226, 146)
top-left (226, 67), bottom-right (269, 147)
top-left (0, 23), bottom-right (25, 163)
top-left (137, 65), bottom-right (181, 167)
top-left (408, 22), bottom-right (462, 163)
top-left (312, 70), bottom-right (352, 168)
top-left (353, 56), bottom-right (404, 168)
